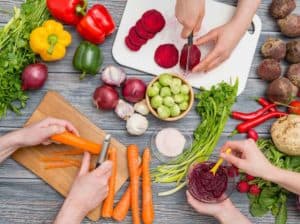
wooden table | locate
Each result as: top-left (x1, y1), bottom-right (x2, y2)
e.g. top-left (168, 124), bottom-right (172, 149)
top-left (0, 0), bottom-right (300, 223)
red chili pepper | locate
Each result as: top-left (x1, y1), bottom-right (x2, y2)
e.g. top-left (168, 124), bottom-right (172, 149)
top-left (247, 129), bottom-right (259, 141)
top-left (257, 97), bottom-right (276, 112)
top-left (76, 4), bottom-right (116, 44)
top-left (289, 100), bottom-right (300, 115)
top-left (231, 103), bottom-right (276, 121)
top-left (236, 111), bottom-right (287, 133)
top-left (46, 0), bottom-right (87, 25)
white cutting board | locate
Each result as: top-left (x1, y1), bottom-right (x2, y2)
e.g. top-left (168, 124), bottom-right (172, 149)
top-left (112, 0), bottom-right (262, 95)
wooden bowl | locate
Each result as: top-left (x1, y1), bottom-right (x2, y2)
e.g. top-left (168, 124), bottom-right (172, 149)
top-left (146, 74), bottom-right (194, 121)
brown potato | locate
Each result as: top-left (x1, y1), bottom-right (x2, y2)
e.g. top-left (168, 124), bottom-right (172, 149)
top-left (278, 14), bottom-right (300, 37)
top-left (257, 59), bottom-right (281, 81)
top-left (286, 40), bottom-right (300, 63)
top-left (287, 63), bottom-right (300, 87)
top-left (267, 77), bottom-right (298, 104)
top-left (271, 115), bottom-right (300, 156)
top-left (261, 37), bottom-right (286, 60)
top-left (270, 0), bottom-right (296, 19)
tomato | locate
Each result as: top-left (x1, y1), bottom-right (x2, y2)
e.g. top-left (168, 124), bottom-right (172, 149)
top-left (289, 100), bottom-right (300, 115)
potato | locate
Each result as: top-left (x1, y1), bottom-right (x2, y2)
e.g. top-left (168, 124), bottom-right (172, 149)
top-left (261, 37), bottom-right (286, 60)
top-left (286, 40), bottom-right (300, 63)
top-left (278, 14), bottom-right (300, 37)
top-left (257, 59), bottom-right (281, 81)
top-left (270, 0), bottom-right (296, 19)
top-left (267, 77), bottom-right (298, 104)
top-left (287, 63), bottom-right (300, 87)
top-left (271, 115), bottom-right (300, 156)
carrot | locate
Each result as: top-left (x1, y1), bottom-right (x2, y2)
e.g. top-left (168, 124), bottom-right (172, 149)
top-left (102, 147), bottom-right (117, 218)
top-left (142, 148), bottom-right (154, 224)
top-left (51, 131), bottom-right (101, 154)
top-left (127, 144), bottom-right (141, 224)
top-left (41, 157), bottom-right (81, 164)
top-left (51, 148), bottom-right (84, 156)
top-left (112, 167), bottom-right (142, 222)
top-left (44, 161), bottom-right (80, 169)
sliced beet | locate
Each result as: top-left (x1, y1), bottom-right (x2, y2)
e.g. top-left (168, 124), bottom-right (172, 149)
top-left (125, 36), bottom-right (141, 51)
top-left (141, 9), bottom-right (166, 33)
top-left (135, 20), bottom-right (155, 39)
top-left (128, 26), bottom-right (147, 46)
top-left (180, 44), bottom-right (201, 71)
top-left (154, 44), bottom-right (179, 68)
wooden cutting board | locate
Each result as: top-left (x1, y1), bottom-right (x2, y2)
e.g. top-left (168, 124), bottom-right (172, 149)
top-left (12, 91), bottom-right (129, 221)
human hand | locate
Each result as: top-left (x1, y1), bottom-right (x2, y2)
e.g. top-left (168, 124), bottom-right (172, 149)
top-left (175, 0), bottom-right (205, 38)
top-left (192, 21), bottom-right (244, 73)
top-left (15, 117), bottom-right (79, 147)
top-left (55, 152), bottom-right (112, 223)
top-left (220, 139), bottom-right (274, 179)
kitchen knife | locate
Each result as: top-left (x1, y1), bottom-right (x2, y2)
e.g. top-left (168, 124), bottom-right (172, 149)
top-left (184, 33), bottom-right (194, 76)
top-left (96, 134), bottom-right (111, 167)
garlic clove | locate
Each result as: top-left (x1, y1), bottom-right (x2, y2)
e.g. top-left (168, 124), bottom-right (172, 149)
top-left (115, 99), bottom-right (134, 120)
top-left (134, 99), bottom-right (150, 115)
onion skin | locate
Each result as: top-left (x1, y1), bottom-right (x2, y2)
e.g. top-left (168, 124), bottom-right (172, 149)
top-left (122, 78), bottom-right (147, 103)
top-left (21, 63), bottom-right (48, 90)
top-left (93, 85), bottom-right (119, 110)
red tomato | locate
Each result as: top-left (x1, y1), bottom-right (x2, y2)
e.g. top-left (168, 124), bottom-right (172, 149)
top-left (289, 101), bottom-right (300, 115)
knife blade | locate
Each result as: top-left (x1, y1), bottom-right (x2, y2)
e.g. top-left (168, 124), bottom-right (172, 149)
top-left (184, 33), bottom-right (194, 76)
top-left (96, 134), bottom-right (111, 167)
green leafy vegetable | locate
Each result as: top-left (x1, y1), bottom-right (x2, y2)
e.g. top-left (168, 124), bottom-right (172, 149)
top-left (244, 139), bottom-right (300, 224)
top-left (152, 80), bottom-right (238, 195)
top-left (0, 0), bottom-right (50, 118)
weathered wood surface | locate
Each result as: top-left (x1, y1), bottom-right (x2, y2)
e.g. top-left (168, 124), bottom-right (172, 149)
top-left (0, 0), bottom-right (300, 223)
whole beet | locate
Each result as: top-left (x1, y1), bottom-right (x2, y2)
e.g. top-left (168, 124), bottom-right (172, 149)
top-left (261, 38), bottom-right (286, 60)
top-left (270, 0), bottom-right (296, 19)
top-left (286, 40), bottom-right (300, 63)
top-left (267, 77), bottom-right (298, 104)
top-left (287, 63), bottom-right (300, 88)
top-left (180, 44), bottom-right (201, 71)
top-left (278, 14), bottom-right (300, 38)
top-left (257, 59), bottom-right (281, 81)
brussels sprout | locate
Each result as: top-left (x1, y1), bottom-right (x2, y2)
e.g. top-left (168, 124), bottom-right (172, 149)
top-left (158, 74), bottom-right (173, 86)
top-left (172, 78), bottom-right (182, 86)
top-left (157, 105), bottom-right (171, 119)
top-left (151, 95), bottom-right (163, 109)
top-left (180, 84), bottom-right (190, 95)
top-left (160, 87), bottom-right (171, 97)
top-left (153, 81), bottom-right (162, 89)
top-left (183, 94), bottom-right (190, 102)
top-left (170, 104), bottom-right (181, 117)
top-left (147, 86), bottom-right (159, 97)
top-left (174, 94), bottom-right (185, 103)
top-left (179, 101), bottom-right (189, 111)
top-left (163, 96), bottom-right (175, 107)
top-left (170, 83), bottom-right (181, 94)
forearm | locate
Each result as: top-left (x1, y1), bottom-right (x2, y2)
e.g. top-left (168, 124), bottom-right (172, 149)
top-left (54, 198), bottom-right (85, 224)
top-left (0, 131), bottom-right (22, 163)
top-left (230, 0), bottom-right (261, 34)
top-left (216, 200), bottom-right (252, 224)
top-left (266, 166), bottom-right (300, 195)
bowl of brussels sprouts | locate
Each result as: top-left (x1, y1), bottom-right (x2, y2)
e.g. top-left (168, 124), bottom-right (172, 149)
top-left (146, 73), bottom-right (194, 121)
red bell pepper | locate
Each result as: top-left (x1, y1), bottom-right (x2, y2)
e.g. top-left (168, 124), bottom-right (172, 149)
top-left (47, 0), bottom-right (87, 25)
top-left (76, 4), bottom-right (116, 44)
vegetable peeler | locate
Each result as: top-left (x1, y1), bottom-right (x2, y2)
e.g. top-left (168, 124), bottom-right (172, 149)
top-left (96, 134), bottom-right (111, 167)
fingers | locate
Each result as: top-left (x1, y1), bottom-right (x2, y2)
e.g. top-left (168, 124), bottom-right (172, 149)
top-left (43, 117), bottom-right (80, 136)
top-left (186, 191), bottom-right (203, 209)
top-left (181, 26), bottom-right (193, 39)
top-left (78, 152), bottom-right (91, 176)
top-left (44, 125), bottom-right (66, 137)
top-left (195, 29), bottom-right (217, 46)
top-left (220, 152), bottom-right (244, 169)
top-left (92, 160), bottom-right (112, 179)
top-left (192, 47), bottom-right (219, 72)
top-left (220, 140), bottom-right (245, 154)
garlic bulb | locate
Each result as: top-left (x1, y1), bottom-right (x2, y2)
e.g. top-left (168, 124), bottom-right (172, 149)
top-left (126, 113), bottom-right (148, 136)
top-left (101, 65), bottom-right (126, 87)
top-left (115, 100), bottom-right (134, 120)
top-left (134, 99), bottom-right (149, 115)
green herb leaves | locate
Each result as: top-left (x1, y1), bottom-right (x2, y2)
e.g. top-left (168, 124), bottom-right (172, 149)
top-left (0, 0), bottom-right (50, 118)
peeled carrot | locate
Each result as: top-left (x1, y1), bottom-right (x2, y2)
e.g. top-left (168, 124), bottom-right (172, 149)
top-left (127, 144), bottom-right (141, 224)
top-left (44, 161), bottom-right (80, 169)
top-left (41, 157), bottom-right (81, 163)
top-left (142, 148), bottom-right (154, 224)
top-left (112, 167), bottom-right (142, 222)
top-left (102, 147), bottom-right (117, 218)
top-left (51, 131), bottom-right (101, 154)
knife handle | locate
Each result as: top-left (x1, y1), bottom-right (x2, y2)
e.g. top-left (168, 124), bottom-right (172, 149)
top-left (51, 131), bottom-right (101, 155)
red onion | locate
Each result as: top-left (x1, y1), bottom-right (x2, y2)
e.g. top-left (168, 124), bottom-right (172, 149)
top-left (21, 63), bottom-right (48, 90)
top-left (122, 78), bottom-right (147, 103)
top-left (93, 85), bottom-right (119, 110)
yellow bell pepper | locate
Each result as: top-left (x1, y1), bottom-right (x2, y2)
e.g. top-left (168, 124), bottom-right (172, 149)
top-left (29, 20), bottom-right (72, 61)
